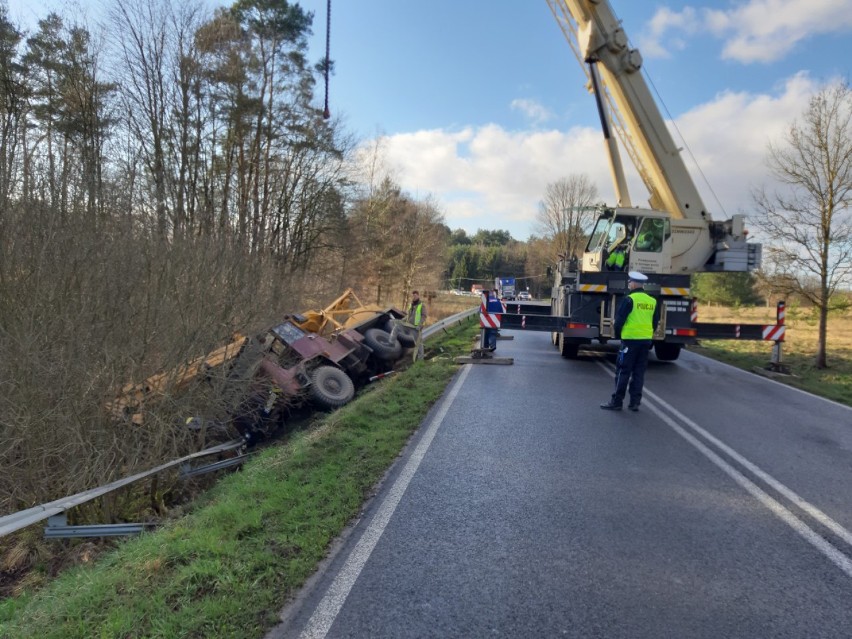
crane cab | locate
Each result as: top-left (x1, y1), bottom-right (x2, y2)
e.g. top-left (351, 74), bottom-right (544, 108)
top-left (582, 208), bottom-right (672, 275)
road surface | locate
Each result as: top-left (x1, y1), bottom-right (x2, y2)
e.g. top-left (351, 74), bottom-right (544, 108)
top-left (269, 330), bottom-right (852, 638)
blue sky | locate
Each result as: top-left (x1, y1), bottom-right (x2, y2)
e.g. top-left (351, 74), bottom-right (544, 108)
top-left (8, 0), bottom-right (852, 239)
top-left (292, 0), bottom-right (852, 240)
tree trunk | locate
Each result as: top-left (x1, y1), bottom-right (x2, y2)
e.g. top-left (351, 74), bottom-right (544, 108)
top-left (816, 291), bottom-right (829, 369)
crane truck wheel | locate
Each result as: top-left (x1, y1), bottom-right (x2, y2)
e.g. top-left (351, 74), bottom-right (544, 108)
top-left (654, 342), bottom-right (682, 361)
top-left (558, 334), bottom-right (579, 359)
top-left (309, 365), bottom-right (355, 409)
top-left (364, 327), bottom-right (403, 361)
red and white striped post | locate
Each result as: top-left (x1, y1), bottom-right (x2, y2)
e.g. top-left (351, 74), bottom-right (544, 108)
top-left (479, 294), bottom-right (488, 349)
top-left (771, 300), bottom-right (786, 371)
top-left (690, 298), bottom-right (698, 324)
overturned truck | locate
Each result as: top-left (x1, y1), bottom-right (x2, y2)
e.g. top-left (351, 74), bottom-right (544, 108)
top-left (108, 289), bottom-right (419, 444)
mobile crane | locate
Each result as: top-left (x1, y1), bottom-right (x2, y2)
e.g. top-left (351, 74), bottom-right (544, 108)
top-left (500, 0), bottom-right (775, 361)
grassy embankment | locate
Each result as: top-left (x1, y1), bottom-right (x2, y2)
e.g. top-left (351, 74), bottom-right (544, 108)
top-left (688, 305), bottom-right (852, 407)
top-left (0, 299), bottom-right (480, 639)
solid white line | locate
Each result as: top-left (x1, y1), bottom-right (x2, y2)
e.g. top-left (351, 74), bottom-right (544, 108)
top-left (643, 386), bottom-right (852, 549)
top-left (685, 349), bottom-right (852, 412)
top-left (299, 364), bottom-right (473, 639)
top-left (595, 362), bottom-right (852, 579)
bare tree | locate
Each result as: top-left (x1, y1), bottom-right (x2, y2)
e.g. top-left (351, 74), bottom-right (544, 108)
top-left (110, 0), bottom-right (174, 237)
top-left (0, 9), bottom-right (24, 213)
top-left (534, 174), bottom-right (599, 260)
top-left (395, 196), bottom-right (447, 301)
top-left (754, 82), bottom-right (852, 368)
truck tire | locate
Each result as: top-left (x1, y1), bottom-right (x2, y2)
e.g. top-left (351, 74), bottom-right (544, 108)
top-left (309, 366), bottom-right (355, 409)
top-left (654, 342), bottom-right (682, 361)
top-left (398, 325), bottom-right (419, 348)
top-left (385, 321), bottom-right (418, 348)
top-left (559, 335), bottom-right (579, 359)
top-left (364, 327), bottom-right (403, 361)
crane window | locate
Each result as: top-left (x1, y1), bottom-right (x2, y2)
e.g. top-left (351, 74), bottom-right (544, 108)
top-left (587, 217), bottom-right (612, 252)
top-left (634, 218), bottom-right (668, 253)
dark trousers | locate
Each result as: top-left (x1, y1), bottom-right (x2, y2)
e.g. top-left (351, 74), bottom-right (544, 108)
top-left (611, 340), bottom-right (652, 406)
top-left (483, 327), bottom-right (497, 349)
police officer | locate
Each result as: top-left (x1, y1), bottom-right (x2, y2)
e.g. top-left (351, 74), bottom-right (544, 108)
top-left (600, 271), bottom-right (661, 411)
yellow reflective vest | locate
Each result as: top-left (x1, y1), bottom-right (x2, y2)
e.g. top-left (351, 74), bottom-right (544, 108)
top-left (620, 291), bottom-right (656, 340)
top-left (408, 300), bottom-right (424, 327)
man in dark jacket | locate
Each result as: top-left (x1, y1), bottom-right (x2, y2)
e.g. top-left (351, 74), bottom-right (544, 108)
top-left (600, 271), bottom-right (661, 411)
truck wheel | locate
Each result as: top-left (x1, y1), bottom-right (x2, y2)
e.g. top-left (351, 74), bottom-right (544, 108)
top-left (396, 325), bottom-right (419, 348)
top-left (559, 335), bottom-right (579, 359)
top-left (309, 366), bottom-right (355, 408)
top-left (384, 321), bottom-right (418, 348)
top-left (364, 327), bottom-right (403, 361)
top-left (654, 342), bottom-right (682, 361)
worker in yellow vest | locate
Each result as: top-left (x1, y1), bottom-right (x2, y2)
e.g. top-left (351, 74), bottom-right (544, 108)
top-left (606, 244), bottom-right (627, 271)
top-left (407, 290), bottom-right (427, 361)
top-left (600, 271), bottom-right (660, 411)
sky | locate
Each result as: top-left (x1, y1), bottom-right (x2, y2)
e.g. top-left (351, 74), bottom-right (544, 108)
top-left (6, 0), bottom-right (852, 240)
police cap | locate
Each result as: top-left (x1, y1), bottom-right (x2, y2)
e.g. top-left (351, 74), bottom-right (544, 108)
top-left (628, 271), bottom-right (648, 283)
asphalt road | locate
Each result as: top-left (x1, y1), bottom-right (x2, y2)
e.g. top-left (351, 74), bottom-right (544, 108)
top-left (268, 331), bottom-right (852, 639)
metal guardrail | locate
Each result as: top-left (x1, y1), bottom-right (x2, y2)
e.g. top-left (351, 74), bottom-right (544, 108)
top-left (0, 439), bottom-right (245, 538)
top-left (422, 306), bottom-right (478, 339)
top-left (0, 307), bottom-right (479, 540)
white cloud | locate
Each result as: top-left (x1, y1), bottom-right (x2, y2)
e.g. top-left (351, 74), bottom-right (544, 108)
top-left (376, 124), bottom-right (611, 239)
top-left (638, 6), bottom-right (700, 59)
top-left (640, 0), bottom-right (852, 63)
top-left (510, 98), bottom-right (554, 124)
top-left (673, 72), bottom-right (820, 217)
top-left (712, 0), bottom-right (852, 63)
top-left (364, 73), bottom-right (819, 240)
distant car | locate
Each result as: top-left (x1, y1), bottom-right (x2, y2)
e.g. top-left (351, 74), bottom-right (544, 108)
top-left (517, 291), bottom-right (532, 301)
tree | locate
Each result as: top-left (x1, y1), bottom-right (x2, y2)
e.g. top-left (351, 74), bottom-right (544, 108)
top-left (535, 174), bottom-right (599, 260)
top-left (691, 272), bottom-right (761, 307)
top-left (471, 228), bottom-right (512, 246)
top-left (0, 8), bottom-right (24, 213)
top-left (753, 82), bottom-right (852, 369)
top-left (449, 252), bottom-right (470, 289)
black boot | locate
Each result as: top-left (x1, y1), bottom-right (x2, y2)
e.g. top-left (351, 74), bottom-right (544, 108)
top-left (600, 400), bottom-right (622, 411)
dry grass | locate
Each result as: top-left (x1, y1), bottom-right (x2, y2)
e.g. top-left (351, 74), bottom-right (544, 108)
top-left (690, 304), bottom-right (852, 406)
top-left (695, 305), bottom-right (852, 357)
top-left (427, 293), bottom-right (479, 323)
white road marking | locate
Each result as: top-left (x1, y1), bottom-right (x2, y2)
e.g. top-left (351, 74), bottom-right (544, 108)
top-left (299, 364), bottom-right (473, 639)
top-left (596, 361), bottom-right (852, 578)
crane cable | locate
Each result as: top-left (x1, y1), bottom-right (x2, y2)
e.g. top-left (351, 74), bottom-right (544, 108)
top-left (323, 0), bottom-right (331, 119)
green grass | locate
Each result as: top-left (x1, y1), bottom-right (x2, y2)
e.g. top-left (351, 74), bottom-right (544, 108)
top-left (0, 319), bottom-right (480, 639)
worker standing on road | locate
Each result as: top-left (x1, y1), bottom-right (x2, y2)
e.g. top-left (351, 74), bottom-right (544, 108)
top-left (407, 290), bottom-right (427, 361)
top-left (600, 271), bottom-right (660, 412)
top-left (481, 290), bottom-right (503, 351)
